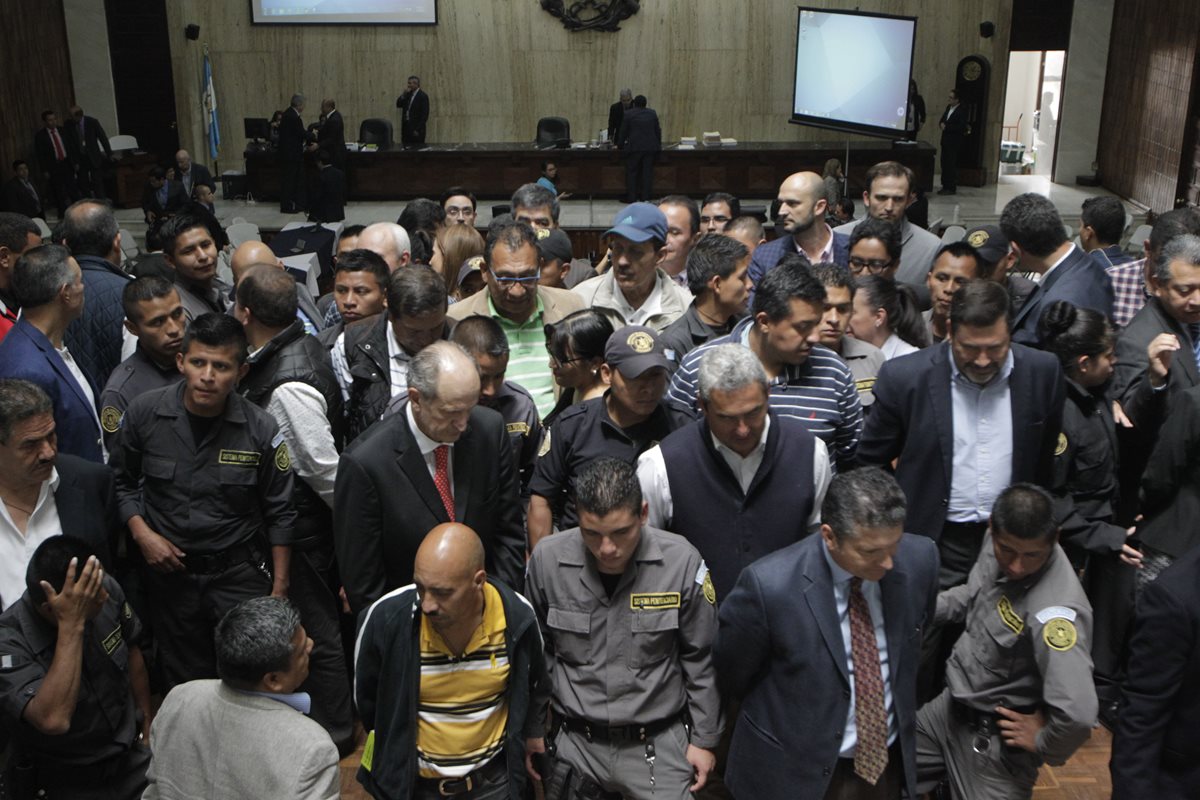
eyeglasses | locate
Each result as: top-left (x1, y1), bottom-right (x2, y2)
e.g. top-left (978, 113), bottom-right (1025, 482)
top-left (848, 257), bottom-right (893, 275)
top-left (550, 354), bottom-right (586, 367)
top-left (445, 206), bottom-right (474, 218)
top-left (490, 268), bottom-right (541, 289)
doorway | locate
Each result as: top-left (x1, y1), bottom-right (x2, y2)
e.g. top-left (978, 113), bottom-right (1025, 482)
top-left (1000, 51), bottom-right (1065, 177)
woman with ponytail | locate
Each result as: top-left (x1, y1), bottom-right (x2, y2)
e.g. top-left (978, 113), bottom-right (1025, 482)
top-left (848, 275), bottom-right (929, 359)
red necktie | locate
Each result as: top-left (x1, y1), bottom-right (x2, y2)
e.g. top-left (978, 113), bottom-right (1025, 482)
top-left (434, 445), bottom-right (454, 521)
top-left (849, 577), bottom-right (888, 784)
top-left (50, 129), bottom-right (66, 161)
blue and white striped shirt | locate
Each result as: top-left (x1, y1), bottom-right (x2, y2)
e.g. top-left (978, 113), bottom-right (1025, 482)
top-left (664, 317), bottom-right (863, 471)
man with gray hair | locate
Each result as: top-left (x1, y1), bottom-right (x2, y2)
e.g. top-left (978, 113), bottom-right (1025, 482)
top-left (143, 597), bottom-right (340, 799)
top-left (638, 343), bottom-right (831, 601)
top-left (510, 183), bottom-right (559, 231)
top-left (608, 88), bottom-right (633, 145)
top-left (61, 199), bottom-right (131, 389)
top-left (279, 93), bottom-right (310, 214)
top-left (334, 341), bottom-right (525, 614)
top-left (716, 467), bottom-right (939, 800)
top-left (357, 221), bottom-right (413, 272)
top-left (0, 244), bottom-right (104, 461)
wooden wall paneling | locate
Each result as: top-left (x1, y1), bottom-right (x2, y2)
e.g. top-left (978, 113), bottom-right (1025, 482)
top-left (0, 0), bottom-right (74, 200)
top-left (166, 0), bottom-right (1013, 192)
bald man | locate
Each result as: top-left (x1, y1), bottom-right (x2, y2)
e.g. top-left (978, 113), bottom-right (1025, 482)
top-left (334, 341), bottom-right (525, 613)
top-left (354, 523), bottom-right (546, 799)
top-left (358, 222), bottom-right (412, 272)
top-left (228, 240), bottom-right (323, 334)
top-left (748, 172), bottom-right (850, 293)
top-left (174, 149), bottom-right (215, 199)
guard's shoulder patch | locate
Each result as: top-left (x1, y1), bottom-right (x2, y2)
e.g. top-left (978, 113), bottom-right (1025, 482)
top-left (274, 442), bottom-right (292, 471)
top-left (1042, 617), bottom-right (1078, 652)
top-left (537, 428), bottom-right (552, 458)
top-left (1034, 605), bottom-right (1077, 624)
top-left (1054, 432), bottom-right (1068, 457)
top-left (506, 421), bottom-right (530, 437)
top-left (997, 595), bottom-right (1024, 634)
top-left (101, 406), bottom-right (123, 433)
top-left (695, 562), bottom-right (716, 606)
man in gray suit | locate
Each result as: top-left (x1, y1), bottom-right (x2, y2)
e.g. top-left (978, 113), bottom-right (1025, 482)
top-left (143, 597), bottom-right (339, 800)
top-left (618, 95), bottom-right (661, 203)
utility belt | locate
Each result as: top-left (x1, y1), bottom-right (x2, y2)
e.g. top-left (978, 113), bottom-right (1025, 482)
top-left (951, 699), bottom-right (1038, 754)
top-left (182, 538), bottom-right (269, 577)
top-left (558, 713), bottom-right (681, 744)
top-left (414, 753), bottom-right (505, 797)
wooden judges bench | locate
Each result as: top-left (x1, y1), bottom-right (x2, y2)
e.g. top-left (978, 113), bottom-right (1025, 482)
top-left (243, 140), bottom-right (936, 201)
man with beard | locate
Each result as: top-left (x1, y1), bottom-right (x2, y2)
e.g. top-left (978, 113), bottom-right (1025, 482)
top-left (748, 172), bottom-right (850, 298)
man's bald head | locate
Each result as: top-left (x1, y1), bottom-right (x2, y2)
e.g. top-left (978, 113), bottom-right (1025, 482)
top-left (779, 172), bottom-right (826, 204)
top-left (413, 524), bottom-right (488, 634)
top-left (776, 172), bottom-right (829, 238)
top-left (230, 241), bottom-right (282, 287)
top-left (359, 223), bottom-right (412, 272)
top-left (417, 523), bottom-right (486, 577)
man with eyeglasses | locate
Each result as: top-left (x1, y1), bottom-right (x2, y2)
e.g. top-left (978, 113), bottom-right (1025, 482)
top-left (441, 186), bottom-right (477, 228)
top-left (748, 172), bottom-right (850, 302)
top-left (448, 221), bottom-right (583, 419)
top-left (700, 192), bottom-right (740, 234)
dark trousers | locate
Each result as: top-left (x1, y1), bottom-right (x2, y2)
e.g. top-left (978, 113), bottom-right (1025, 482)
top-left (289, 545), bottom-right (355, 754)
top-left (823, 743), bottom-right (903, 800)
top-left (45, 161), bottom-right (79, 217)
top-left (624, 151), bottom-right (655, 202)
top-left (940, 134), bottom-right (962, 191)
top-left (279, 157), bottom-right (305, 212)
top-left (141, 561), bottom-right (271, 688)
top-left (77, 160), bottom-right (107, 200)
top-left (18, 744), bottom-right (150, 800)
top-left (1085, 551), bottom-right (1137, 709)
top-left (401, 123), bottom-right (426, 146)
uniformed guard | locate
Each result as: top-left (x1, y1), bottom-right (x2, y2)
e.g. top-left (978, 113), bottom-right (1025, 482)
top-left (110, 313), bottom-right (297, 689)
top-left (525, 457), bottom-right (722, 800)
top-left (0, 536), bottom-right (153, 799)
top-left (527, 324), bottom-right (677, 549)
top-left (915, 483), bottom-right (1098, 800)
top-left (99, 276), bottom-right (186, 450)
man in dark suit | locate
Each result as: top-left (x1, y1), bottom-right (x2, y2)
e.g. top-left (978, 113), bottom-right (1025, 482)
top-left (607, 87), bottom-right (632, 144)
top-left (618, 94), bottom-right (661, 203)
top-left (1, 161), bottom-right (44, 219)
top-left (858, 279), bottom-right (1064, 588)
top-left (308, 150), bottom-right (345, 224)
top-left (716, 468), bottom-right (939, 800)
top-left (140, 167), bottom-right (187, 224)
top-left (937, 90), bottom-right (968, 195)
top-left (395, 76), bottom-right (429, 147)
top-left (278, 94), bottom-right (309, 213)
top-left (1001, 192), bottom-right (1115, 346)
top-left (333, 341), bottom-right (525, 615)
top-left (314, 99), bottom-right (346, 170)
top-left (33, 110), bottom-right (79, 218)
top-left (0, 245), bottom-right (104, 462)
top-left (65, 105), bottom-right (113, 200)
top-left (1111, 543), bottom-right (1200, 798)
top-left (0, 379), bottom-right (119, 608)
top-left (173, 149), bottom-right (215, 199)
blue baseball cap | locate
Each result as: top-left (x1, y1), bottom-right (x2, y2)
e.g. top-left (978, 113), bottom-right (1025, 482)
top-left (605, 203), bottom-right (668, 243)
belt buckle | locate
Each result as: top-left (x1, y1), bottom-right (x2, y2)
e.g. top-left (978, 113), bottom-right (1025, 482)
top-left (437, 775), bottom-right (472, 796)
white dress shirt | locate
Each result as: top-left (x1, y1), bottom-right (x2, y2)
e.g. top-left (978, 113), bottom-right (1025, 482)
top-left (821, 542), bottom-right (897, 758)
top-left (947, 348), bottom-right (1015, 522)
top-left (880, 333), bottom-right (919, 361)
top-left (0, 469), bottom-right (62, 610)
top-left (263, 381), bottom-right (339, 507)
top-left (406, 402), bottom-right (454, 494)
top-left (57, 344), bottom-right (105, 460)
top-left (637, 416), bottom-right (832, 533)
top-left (333, 322), bottom-right (411, 405)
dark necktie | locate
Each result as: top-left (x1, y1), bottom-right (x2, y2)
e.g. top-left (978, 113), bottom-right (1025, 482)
top-left (849, 577), bottom-right (888, 784)
top-left (434, 445), bottom-right (454, 521)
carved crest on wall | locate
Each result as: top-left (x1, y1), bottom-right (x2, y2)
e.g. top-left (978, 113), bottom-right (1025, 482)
top-left (540, 0), bottom-right (640, 32)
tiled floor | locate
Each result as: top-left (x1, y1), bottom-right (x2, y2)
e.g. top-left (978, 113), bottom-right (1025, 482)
top-left (335, 725), bottom-right (1115, 799)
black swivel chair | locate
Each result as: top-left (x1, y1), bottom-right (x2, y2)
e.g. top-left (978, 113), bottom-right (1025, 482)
top-left (359, 118), bottom-right (394, 147)
top-left (535, 117), bottom-right (571, 148)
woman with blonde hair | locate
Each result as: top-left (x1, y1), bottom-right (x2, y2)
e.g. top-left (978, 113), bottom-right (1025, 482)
top-left (822, 158), bottom-right (844, 207)
top-left (432, 223), bottom-right (485, 295)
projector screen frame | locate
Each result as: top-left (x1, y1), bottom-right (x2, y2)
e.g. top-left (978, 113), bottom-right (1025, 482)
top-left (789, 6), bottom-right (917, 141)
top-left (248, 0), bottom-right (438, 26)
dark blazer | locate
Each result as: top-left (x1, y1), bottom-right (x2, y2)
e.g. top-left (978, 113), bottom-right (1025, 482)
top-left (618, 107), bottom-right (661, 153)
top-left (1010, 246), bottom-right (1115, 345)
top-left (278, 106), bottom-right (307, 162)
top-left (54, 453), bottom-right (119, 570)
top-left (0, 319), bottom-right (102, 462)
top-left (1111, 544), bottom-right (1200, 798)
top-left (0, 177), bottom-right (43, 218)
top-left (316, 110), bottom-right (346, 168)
top-left (34, 126), bottom-right (76, 171)
top-left (1135, 383), bottom-right (1200, 558)
top-left (64, 254), bottom-right (133, 390)
top-left (939, 104), bottom-right (968, 138)
top-left (715, 532), bottom-right (939, 800)
top-left (857, 341), bottom-right (1065, 539)
top-left (607, 101), bottom-right (627, 143)
top-left (333, 402), bottom-right (526, 615)
top-left (1110, 296), bottom-right (1199, 429)
top-left (178, 163), bottom-right (215, 195)
top-left (307, 166), bottom-right (345, 223)
top-left (63, 116), bottom-right (112, 169)
top-left (396, 89), bottom-right (430, 143)
top-left (141, 180), bottom-right (187, 222)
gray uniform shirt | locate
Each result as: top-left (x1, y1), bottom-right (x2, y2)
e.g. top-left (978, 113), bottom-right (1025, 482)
top-left (525, 525), bottom-right (723, 749)
top-left (99, 346), bottom-right (183, 450)
top-left (936, 536), bottom-right (1097, 765)
top-left (837, 336), bottom-right (886, 408)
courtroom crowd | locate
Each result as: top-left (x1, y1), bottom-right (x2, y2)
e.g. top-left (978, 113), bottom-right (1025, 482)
top-left (1, 137), bottom-right (1199, 800)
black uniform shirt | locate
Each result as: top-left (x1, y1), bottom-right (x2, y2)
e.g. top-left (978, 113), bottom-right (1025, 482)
top-left (98, 346), bottom-right (183, 450)
top-left (111, 382), bottom-right (297, 553)
top-left (530, 394), bottom-right (675, 529)
top-left (0, 577), bottom-right (142, 765)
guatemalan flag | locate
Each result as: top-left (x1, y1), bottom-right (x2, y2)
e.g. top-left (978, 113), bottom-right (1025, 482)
top-left (202, 46), bottom-right (220, 162)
